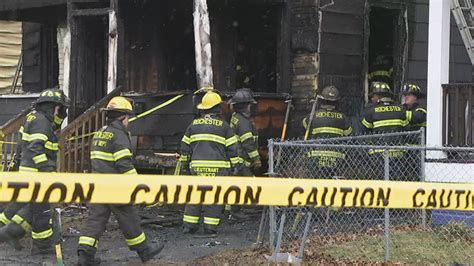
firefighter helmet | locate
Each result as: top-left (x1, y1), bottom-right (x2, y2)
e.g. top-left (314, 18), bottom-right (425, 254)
top-left (317, 85), bottom-right (341, 102)
top-left (197, 91), bottom-right (222, 110)
top-left (103, 96), bottom-right (134, 115)
top-left (402, 83), bottom-right (425, 98)
top-left (36, 88), bottom-right (70, 107)
top-left (369, 82), bottom-right (393, 97)
top-left (229, 88), bottom-right (257, 105)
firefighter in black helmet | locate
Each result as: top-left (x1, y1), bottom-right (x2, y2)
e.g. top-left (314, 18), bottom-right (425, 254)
top-left (227, 88), bottom-right (261, 220)
top-left (303, 86), bottom-right (352, 178)
top-left (229, 88), bottom-right (261, 176)
top-left (362, 82), bottom-right (412, 180)
top-left (402, 83), bottom-right (426, 131)
top-left (180, 91), bottom-right (242, 237)
top-left (0, 88), bottom-right (69, 251)
top-left (0, 88), bottom-right (69, 255)
top-left (77, 96), bottom-right (164, 265)
top-left (362, 82), bottom-right (411, 134)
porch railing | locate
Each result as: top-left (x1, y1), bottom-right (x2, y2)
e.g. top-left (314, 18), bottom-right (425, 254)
top-left (58, 88), bottom-right (121, 173)
top-left (0, 108), bottom-right (31, 171)
top-left (443, 83), bottom-right (474, 146)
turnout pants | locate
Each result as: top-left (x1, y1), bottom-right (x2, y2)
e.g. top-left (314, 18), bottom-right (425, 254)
top-left (78, 204), bottom-right (147, 256)
top-left (183, 205), bottom-right (224, 232)
top-left (0, 202), bottom-right (27, 226)
top-left (183, 167), bottom-right (228, 232)
top-left (1, 203), bottom-right (53, 248)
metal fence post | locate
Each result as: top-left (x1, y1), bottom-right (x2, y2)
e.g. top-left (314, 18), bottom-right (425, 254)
top-left (383, 150), bottom-right (391, 262)
top-left (420, 128), bottom-right (427, 228)
top-left (267, 139), bottom-right (276, 251)
top-left (268, 139), bottom-right (275, 175)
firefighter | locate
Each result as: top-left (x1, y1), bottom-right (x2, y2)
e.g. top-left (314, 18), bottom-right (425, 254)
top-left (77, 97), bottom-right (163, 265)
top-left (0, 88), bottom-right (69, 255)
top-left (227, 88), bottom-right (261, 220)
top-left (362, 82), bottom-right (412, 180)
top-left (229, 88), bottom-right (261, 176)
top-left (302, 86), bottom-right (352, 178)
top-left (0, 92), bottom-right (68, 231)
top-left (362, 82), bottom-right (411, 134)
top-left (402, 83), bottom-right (426, 131)
top-left (180, 91), bottom-right (241, 237)
top-left (402, 83), bottom-right (427, 181)
top-left (368, 55), bottom-right (393, 88)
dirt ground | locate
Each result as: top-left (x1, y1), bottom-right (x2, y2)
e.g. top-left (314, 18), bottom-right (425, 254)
top-left (0, 206), bottom-right (263, 265)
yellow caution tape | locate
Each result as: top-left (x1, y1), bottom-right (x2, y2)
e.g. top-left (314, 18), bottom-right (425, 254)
top-left (67, 132), bottom-right (96, 142)
top-left (66, 94), bottom-right (185, 141)
top-left (0, 172), bottom-right (472, 211)
top-left (129, 94), bottom-right (184, 122)
top-left (0, 141), bottom-right (17, 145)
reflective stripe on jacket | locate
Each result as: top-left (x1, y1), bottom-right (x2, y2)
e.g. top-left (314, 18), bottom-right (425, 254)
top-left (302, 107), bottom-right (352, 139)
top-left (362, 101), bottom-right (411, 133)
top-left (90, 120), bottom-right (137, 175)
top-left (230, 112), bottom-right (260, 168)
top-left (19, 111), bottom-right (57, 172)
top-left (179, 113), bottom-right (241, 176)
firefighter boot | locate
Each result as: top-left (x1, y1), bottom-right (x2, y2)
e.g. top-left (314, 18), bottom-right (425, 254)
top-left (194, 227), bottom-right (218, 239)
top-left (182, 224), bottom-right (198, 234)
top-left (77, 251), bottom-right (101, 266)
top-left (136, 241), bottom-right (164, 263)
top-left (229, 206), bottom-right (248, 221)
top-left (31, 238), bottom-right (55, 256)
top-left (0, 222), bottom-right (24, 250)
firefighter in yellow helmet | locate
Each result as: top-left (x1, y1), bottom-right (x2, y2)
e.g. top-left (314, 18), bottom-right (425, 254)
top-left (179, 91), bottom-right (242, 237)
top-left (77, 96), bottom-right (163, 265)
top-left (0, 88), bottom-right (69, 255)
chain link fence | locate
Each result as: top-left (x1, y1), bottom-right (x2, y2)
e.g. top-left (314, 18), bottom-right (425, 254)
top-left (261, 130), bottom-right (474, 264)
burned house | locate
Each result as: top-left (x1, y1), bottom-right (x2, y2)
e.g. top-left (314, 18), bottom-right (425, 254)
top-left (0, 0), bottom-right (472, 173)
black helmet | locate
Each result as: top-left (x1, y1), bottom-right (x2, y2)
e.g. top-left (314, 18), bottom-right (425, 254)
top-left (402, 83), bottom-right (425, 98)
top-left (317, 85), bottom-right (341, 102)
top-left (229, 88), bottom-right (257, 105)
top-left (369, 82), bottom-right (393, 97)
top-left (36, 88), bottom-right (70, 107)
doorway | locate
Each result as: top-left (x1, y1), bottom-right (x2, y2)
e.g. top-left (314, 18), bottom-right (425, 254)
top-left (209, 0), bottom-right (281, 93)
top-left (367, 5), bottom-right (407, 98)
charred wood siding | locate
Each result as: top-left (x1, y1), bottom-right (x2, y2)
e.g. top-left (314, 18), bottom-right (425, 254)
top-left (69, 14), bottom-right (108, 118)
top-left (122, 0), bottom-right (196, 94)
top-left (22, 23), bottom-right (59, 93)
top-left (287, 0), bottom-right (318, 137)
top-left (318, 0), bottom-right (366, 118)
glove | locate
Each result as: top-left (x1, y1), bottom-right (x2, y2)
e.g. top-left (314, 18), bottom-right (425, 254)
top-left (252, 159), bottom-right (262, 172)
top-left (232, 167), bottom-right (240, 176)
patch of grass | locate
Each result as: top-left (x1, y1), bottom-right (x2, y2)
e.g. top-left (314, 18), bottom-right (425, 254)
top-left (321, 230), bottom-right (474, 264)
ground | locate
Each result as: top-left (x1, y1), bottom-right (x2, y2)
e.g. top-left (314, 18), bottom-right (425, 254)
top-left (1, 207), bottom-right (472, 265)
top-left (0, 206), bottom-right (262, 265)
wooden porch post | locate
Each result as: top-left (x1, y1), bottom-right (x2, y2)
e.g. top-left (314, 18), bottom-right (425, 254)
top-left (427, 0), bottom-right (450, 154)
top-left (107, 0), bottom-right (119, 93)
top-left (193, 0), bottom-right (213, 89)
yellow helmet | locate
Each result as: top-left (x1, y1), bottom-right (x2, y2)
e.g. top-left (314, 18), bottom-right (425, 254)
top-left (197, 91), bottom-right (222, 110)
top-left (104, 96), bottom-right (134, 115)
